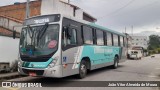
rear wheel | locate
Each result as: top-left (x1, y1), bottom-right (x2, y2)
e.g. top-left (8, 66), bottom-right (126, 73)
top-left (77, 60), bottom-right (87, 79)
top-left (112, 56), bottom-right (119, 69)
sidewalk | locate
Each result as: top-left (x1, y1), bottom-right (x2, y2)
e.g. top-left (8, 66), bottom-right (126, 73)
top-left (0, 72), bottom-right (20, 80)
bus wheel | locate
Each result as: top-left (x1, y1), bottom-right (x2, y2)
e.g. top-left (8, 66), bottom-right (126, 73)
top-left (112, 56), bottom-right (119, 69)
top-left (77, 60), bottom-right (87, 79)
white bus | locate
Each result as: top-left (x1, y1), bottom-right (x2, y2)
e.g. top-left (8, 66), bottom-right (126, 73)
top-left (14, 14), bottom-right (127, 78)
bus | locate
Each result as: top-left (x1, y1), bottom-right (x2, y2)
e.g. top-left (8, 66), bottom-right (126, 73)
top-left (13, 14), bottom-right (127, 79)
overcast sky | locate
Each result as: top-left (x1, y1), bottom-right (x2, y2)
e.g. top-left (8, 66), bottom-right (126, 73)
top-left (1, 0), bottom-right (160, 34)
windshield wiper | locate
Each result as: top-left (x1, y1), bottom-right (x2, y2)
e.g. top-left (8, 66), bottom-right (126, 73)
top-left (27, 25), bottom-right (33, 39)
top-left (27, 25), bottom-right (35, 46)
top-left (38, 23), bottom-right (49, 39)
top-left (37, 23), bottom-right (49, 45)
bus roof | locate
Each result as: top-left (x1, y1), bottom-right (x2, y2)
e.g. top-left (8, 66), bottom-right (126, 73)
top-left (24, 14), bottom-right (126, 37)
top-left (88, 23), bottom-right (125, 37)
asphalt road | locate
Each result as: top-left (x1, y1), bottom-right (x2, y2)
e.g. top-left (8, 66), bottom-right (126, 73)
top-left (1, 54), bottom-right (160, 90)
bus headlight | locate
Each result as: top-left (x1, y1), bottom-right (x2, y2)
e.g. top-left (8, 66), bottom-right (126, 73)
top-left (18, 61), bottom-right (22, 67)
top-left (48, 56), bottom-right (59, 68)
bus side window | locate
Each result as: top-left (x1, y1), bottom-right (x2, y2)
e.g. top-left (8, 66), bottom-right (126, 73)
top-left (69, 29), bottom-right (77, 44)
top-left (82, 26), bottom-right (93, 44)
top-left (113, 34), bottom-right (119, 46)
top-left (120, 36), bottom-right (124, 47)
top-left (96, 30), bottom-right (104, 45)
top-left (107, 32), bottom-right (112, 46)
top-left (62, 27), bottom-right (77, 46)
top-left (123, 37), bottom-right (126, 47)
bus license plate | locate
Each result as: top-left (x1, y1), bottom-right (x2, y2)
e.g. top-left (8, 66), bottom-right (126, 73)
top-left (29, 72), bottom-right (36, 76)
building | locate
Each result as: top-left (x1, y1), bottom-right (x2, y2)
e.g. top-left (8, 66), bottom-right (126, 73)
top-left (0, 0), bottom-right (96, 23)
top-left (0, 0), bottom-right (97, 35)
top-left (131, 36), bottom-right (148, 49)
top-left (0, 0), bottom-right (97, 67)
top-left (42, 0), bottom-right (97, 22)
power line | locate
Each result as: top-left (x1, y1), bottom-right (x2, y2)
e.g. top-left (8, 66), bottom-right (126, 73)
top-left (98, 0), bottom-right (136, 19)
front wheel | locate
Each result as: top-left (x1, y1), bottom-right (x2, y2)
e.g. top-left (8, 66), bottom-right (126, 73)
top-left (112, 56), bottom-right (119, 69)
top-left (77, 60), bottom-right (87, 79)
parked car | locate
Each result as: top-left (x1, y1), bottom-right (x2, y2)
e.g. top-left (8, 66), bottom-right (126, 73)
top-left (128, 50), bottom-right (143, 60)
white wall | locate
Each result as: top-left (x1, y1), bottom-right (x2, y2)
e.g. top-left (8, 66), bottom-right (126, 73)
top-left (41, 0), bottom-right (83, 20)
top-left (0, 17), bottom-right (22, 33)
top-left (0, 36), bottom-right (19, 66)
top-left (131, 36), bottom-right (148, 49)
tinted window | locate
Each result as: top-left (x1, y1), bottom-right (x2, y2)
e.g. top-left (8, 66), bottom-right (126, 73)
top-left (96, 30), bottom-right (104, 45)
top-left (83, 26), bottom-right (93, 44)
top-left (63, 28), bottom-right (77, 46)
top-left (124, 37), bottom-right (127, 47)
top-left (107, 32), bottom-right (112, 46)
top-left (120, 36), bottom-right (124, 47)
top-left (113, 34), bottom-right (118, 46)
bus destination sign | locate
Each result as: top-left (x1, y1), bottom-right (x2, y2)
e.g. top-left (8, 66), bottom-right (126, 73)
top-left (24, 14), bottom-right (61, 25)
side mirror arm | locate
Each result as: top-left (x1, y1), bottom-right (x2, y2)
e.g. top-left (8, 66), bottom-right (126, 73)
top-left (13, 30), bottom-right (16, 39)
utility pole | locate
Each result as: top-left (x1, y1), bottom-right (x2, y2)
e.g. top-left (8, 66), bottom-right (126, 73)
top-left (125, 27), bottom-right (126, 33)
top-left (26, 0), bottom-right (30, 19)
top-left (68, 0), bottom-right (70, 4)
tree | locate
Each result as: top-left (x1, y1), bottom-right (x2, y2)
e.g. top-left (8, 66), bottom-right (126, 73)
top-left (148, 35), bottom-right (160, 50)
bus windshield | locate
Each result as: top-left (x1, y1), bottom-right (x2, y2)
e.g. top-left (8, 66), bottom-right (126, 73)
top-left (20, 24), bottom-right (59, 56)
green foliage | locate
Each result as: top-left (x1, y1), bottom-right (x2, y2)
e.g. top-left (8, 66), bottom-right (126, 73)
top-left (148, 35), bottom-right (160, 50)
top-left (143, 49), bottom-right (148, 52)
top-left (156, 48), bottom-right (160, 54)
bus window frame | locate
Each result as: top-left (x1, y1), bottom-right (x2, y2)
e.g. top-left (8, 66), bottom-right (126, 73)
top-left (113, 34), bottom-right (119, 46)
top-left (95, 29), bottom-right (105, 46)
top-left (62, 26), bottom-right (78, 49)
top-left (82, 25), bottom-right (94, 45)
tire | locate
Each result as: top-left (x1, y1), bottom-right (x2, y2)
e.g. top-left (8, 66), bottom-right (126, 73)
top-left (77, 60), bottom-right (87, 79)
top-left (112, 56), bottom-right (119, 69)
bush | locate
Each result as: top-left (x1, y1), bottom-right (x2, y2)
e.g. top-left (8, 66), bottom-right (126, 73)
top-left (152, 50), bottom-right (156, 54)
top-left (149, 50), bottom-right (156, 55)
top-left (156, 48), bottom-right (160, 54)
top-left (143, 49), bottom-right (148, 52)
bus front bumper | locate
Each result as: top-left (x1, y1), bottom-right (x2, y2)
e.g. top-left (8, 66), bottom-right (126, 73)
top-left (18, 65), bottom-right (63, 78)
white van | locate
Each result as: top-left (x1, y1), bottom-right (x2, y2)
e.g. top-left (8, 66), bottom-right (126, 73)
top-left (128, 50), bottom-right (143, 60)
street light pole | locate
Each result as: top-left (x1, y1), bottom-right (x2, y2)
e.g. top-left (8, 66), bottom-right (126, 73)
top-left (26, 0), bottom-right (30, 19)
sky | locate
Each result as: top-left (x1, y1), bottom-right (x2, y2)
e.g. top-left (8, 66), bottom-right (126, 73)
top-left (1, 0), bottom-right (160, 34)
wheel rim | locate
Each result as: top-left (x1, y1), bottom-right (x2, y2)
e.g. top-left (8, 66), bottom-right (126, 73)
top-left (80, 64), bottom-right (86, 76)
top-left (115, 60), bottom-right (118, 67)
top-left (115, 57), bottom-right (118, 67)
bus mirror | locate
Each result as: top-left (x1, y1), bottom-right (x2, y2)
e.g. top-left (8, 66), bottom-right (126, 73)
top-left (13, 30), bottom-right (16, 39)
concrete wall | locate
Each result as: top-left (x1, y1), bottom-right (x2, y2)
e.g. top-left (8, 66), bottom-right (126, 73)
top-left (41, 0), bottom-right (83, 20)
top-left (0, 16), bottom-right (22, 33)
top-left (0, 36), bottom-right (19, 66)
top-left (41, 0), bottom-right (73, 16)
top-left (131, 36), bottom-right (148, 49)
